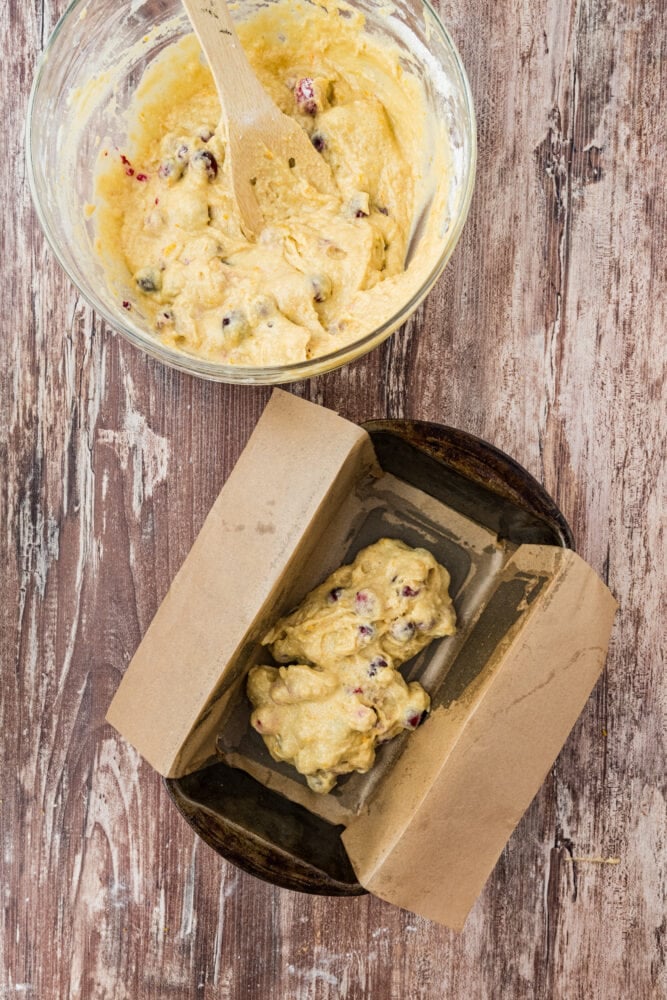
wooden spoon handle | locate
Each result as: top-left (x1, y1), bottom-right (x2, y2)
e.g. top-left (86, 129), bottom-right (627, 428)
top-left (181, 0), bottom-right (274, 121)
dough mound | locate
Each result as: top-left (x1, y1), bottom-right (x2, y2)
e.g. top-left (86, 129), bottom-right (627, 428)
top-left (264, 537), bottom-right (457, 666)
top-left (248, 538), bottom-right (456, 793)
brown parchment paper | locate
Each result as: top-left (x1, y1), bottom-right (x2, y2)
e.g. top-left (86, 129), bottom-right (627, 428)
top-left (106, 389), bottom-right (379, 776)
top-left (341, 545), bottom-right (618, 929)
top-left (106, 391), bottom-right (617, 928)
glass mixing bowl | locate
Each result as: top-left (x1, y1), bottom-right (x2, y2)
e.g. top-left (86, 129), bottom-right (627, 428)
top-left (26, 0), bottom-right (476, 384)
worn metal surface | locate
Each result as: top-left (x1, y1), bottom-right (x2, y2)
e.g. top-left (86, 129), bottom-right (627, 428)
top-left (2, 0), bottom-right (665, 996)
top-left (166, 420), bottom-right (573, 897)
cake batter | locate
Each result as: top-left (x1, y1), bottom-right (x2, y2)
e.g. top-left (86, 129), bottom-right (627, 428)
top-left (248, 539), bottom-right (456, 793)
top-left (93, 1), bottom-right (447, 365)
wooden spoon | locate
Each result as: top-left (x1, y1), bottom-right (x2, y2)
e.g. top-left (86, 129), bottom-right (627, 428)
top-left (181, 0), bottom-right (334, 235)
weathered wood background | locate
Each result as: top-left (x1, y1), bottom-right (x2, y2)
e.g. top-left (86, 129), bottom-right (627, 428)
top-left (2, 0), bottom-right (666, 996)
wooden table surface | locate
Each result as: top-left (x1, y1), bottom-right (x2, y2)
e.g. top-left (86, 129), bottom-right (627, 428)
top-left (3, 0), bottom-right (666, 996)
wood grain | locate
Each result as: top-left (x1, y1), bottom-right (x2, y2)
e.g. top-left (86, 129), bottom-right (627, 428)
top-left (2, 0), bottom-right (666, 997)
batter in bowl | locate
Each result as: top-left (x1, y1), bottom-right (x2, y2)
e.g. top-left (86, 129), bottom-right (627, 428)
top-left (248, 539), bottom-right (456, 793)
top-left (93, 0), bottom-right (450, 366)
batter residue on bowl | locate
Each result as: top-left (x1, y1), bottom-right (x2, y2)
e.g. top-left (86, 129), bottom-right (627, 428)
top-left (247, 538), bottom-right (456, 793)
top-left (93, 1), bottom-right (449, 366)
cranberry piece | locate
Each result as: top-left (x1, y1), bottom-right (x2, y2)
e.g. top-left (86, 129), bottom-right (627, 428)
top-left (135, 172), bottom-right (149, 182)
top-left (407, 712), bottom-right (424, 729)
top-left (392, 620), bottom-right (416, 642)
top-left (192, 150), bottom-right (218, 179)
top-left (353, 687), bottom-right (363, 694)
top-left (358, 624), bottom-right (375, 638)
top-left (416, 619), bottom-right (435, 632)
top-left (401, 585), bottom-right (420, 598)
top-left (310, 274), bottom-right (332, 303)
top-left (311, 133), bottom-right (326, 153)
top-left (222, 310), bottom-right (241, 328)
top-left (367, 656), bottom-right (387, 678)
top-left (221, 310), bottom-right (249, 338)
top-left (327, 587), bottom-right (343, 603)
top-left (294, 77), bottom-right (318, 115)
top-left (159, 161), bottom-right (174, 179)
top-left (135, 267), bottom-right (162, 293)
top-left (122, 300), bottom-right (131, 310)
top-left (355, 209), bottom-right (368, 218)
top-left (156, 310), bottom-right (174, 328)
